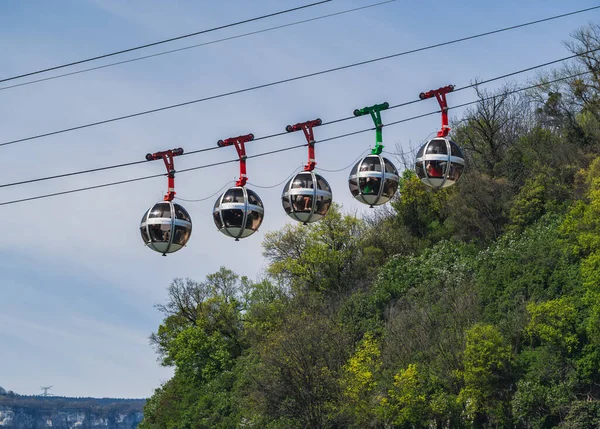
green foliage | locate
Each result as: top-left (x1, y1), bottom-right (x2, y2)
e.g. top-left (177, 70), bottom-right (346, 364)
top-left (381, 364), bottom-right (429, 428)
top-left (391, 169), bottom-right (451, 241)
top-left (339, 333), bottom-right (382, 427)
top-left (262, 204), bottom-right (368, 295)
top-left (526, 298), bottom-right (579, 353)
top-left (458, 324), bottom-right (513, 426)
top-left (142, 26), bottom-right (600, 427)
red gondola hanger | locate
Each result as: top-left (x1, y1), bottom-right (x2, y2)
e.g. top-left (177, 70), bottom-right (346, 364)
top-left (217, 134), bottom-right (255, 186)
top-left (145, 147), bottom-right (184, 201)
top-left (419, 85), bottom-right (455, 137)
top-left (285, 118), bottom-right (322, 171)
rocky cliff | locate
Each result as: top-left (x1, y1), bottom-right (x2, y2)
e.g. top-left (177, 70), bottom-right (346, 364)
top-left (0, 393), bottom-right (144, 429)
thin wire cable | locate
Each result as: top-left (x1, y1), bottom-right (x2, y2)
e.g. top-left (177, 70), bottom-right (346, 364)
top-left (0, 50), bottom-right (593, 189)
top-left (2, 5), bottom-right (597, 148)
top-left (247, 166), bottom-right (303, 189)
top-left (175, 181), bottom-right (235, 202)
top-left (0, 1), bottom-right (332, 84)
top-left (0, 70), bottom-right (589, 207)
top-left (0, 1), bottom-right (394, 92)
top-left (315, 149), bottom-right (370, 172)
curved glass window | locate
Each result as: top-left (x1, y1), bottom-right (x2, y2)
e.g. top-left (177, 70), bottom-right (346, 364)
top-left (349, 177), bottom-right (359, 196)
top-left (292, 173), bottom-right (313, 189)
top-left (450, 141), bottom-right (463, 157)
top-left (148, 224), bottom-right (170, 242)
top-left (359, 156), bottom-right (381, 172)
top-left (382, 178), bottom-right (398, 198)
top-left (359, 177), bottom-right (381, 194)
top-left (149, 203), bottom-right (171, 219)
top-left (317, 176), bottom-right (331, 192)
top-left (247, 190), bottom-right (263, 207)
top-left (213, 211), bottom-right (223, 229)
top-left (282, 195), bottom-right (292, 214)
top-left (174, 204), bottom-right (191, 222)
top-left (222, 209), bottom-right (244, 228)
top-left (425, 160), bottom-right (445, 178)
top-left (415, 161), bottom-right (425, 179)
top-left (426, 139), bottom-right (448, 155)
top-left (173, 225), bottom-right (191, 246)
top-left (316, 195), bottom-right (332, 215)
top-left (140, 226), bottom-right (150, 243)
top-left (384, 159), bottom-right (397, 174)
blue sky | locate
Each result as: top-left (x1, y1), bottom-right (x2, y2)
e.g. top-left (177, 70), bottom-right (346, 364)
top-left (0, 0), bottom-right (597, 398)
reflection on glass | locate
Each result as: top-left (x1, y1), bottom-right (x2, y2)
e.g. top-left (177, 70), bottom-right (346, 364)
top-left (349, 178), bottom-right (359, 196)
top-left (292, 173), bottom-right (314, 189)
top-left (149, 203), bottom-right (171, 218)
top-left (382, 178), bottom-right (398, 198)
top-left (213, 211), bottom-right (223, 229)
top-left (282, 196), bottom-right (292, 214)
top-left (425, 161), bottom-right (444, 178)
top-left (140, 226), bottom-right (150, 243)
top-left (174, 204), bottom-right (191, 222)
top-left (359, 177), bottom-right (381, 194)
top-left (317, 197), bottom-right (332, 215)
top-left (173, 225), bottom-right (191, 246)
top-left (426, 139), bottom-right (448, 155)
top-left (415, 161), bottom-right (425, 179)
top-left (317, 176), bottom-right (330, 192)
top-left (223, 209), bottom-right (244, 227)
top-left (148, 224), bottom-right (170, 242)
top-left (450, 141), bottom-right (463, 157)
top-left (247, 190), bottom-right (262, 207)
top-left (359, 157), bottom-right (381, 172)
top-left (384, 159), bottom-right (397, 174)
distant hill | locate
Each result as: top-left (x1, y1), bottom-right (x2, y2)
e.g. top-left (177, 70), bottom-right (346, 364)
top-left (0, 390), bottom-right (145, 429)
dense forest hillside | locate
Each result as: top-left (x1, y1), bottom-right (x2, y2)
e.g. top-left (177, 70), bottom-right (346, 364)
top-left (139, 24), bottom-right (600, 428)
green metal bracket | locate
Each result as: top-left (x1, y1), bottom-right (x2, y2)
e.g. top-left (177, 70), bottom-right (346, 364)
top-left (353, 102), bottom-right (389, 154)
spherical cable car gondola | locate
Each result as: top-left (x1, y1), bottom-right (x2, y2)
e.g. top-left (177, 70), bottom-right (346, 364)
top-left (282, 118), bottom-right (333, 224)
top-left (282, 171), bottom-right (332, 224)
top-left (213, 134), bottom-right (264, 240)
top-left (348, 102), bottom-right (399, 207)
top-left (415, 85), bottom-right (465, 189)
top-left (349, 154), bottom-right (399, 207)
top-left (415, 137), bottom-right (464, 189)
top-left (140, 148), bottom-right (192, 255)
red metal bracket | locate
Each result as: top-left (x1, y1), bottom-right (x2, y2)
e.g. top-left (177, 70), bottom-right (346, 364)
top-left (145, 147), bottom-right (184, 201)
top-left (217, 133), bottom-right (254, 187)
top-left (419, 85), bottom-right (455, 137)
top-left (286, 118), bottom-right (322, 171)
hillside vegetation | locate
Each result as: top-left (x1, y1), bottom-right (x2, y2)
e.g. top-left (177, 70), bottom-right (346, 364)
top-left (139, 25), bottom-right (600, 429)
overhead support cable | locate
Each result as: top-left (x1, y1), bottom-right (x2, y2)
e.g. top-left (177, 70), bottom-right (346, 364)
top-left (1, 5), bottom-right (598, 148)
top-left (0, 0), bottom-right (332, 84)
top-left (0, 70), bottom-right (590, 207)
top-left (0, 1), bottom-right (395, 92)
top-left (0, 49), bottom-right (594, 190)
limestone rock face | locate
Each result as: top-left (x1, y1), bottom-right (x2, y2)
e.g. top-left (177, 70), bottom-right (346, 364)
top-left (0, 406), bottom-right (143, 428)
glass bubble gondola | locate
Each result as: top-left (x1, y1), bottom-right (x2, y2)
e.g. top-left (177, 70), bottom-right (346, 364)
top-left (349, 102), bottom-right (399, 207)
top-left (282, 118), bottom-right (332, 223)
top-left (140, 201), bottom-right (192, 255)
top-left (282, 171), bottom-right (332, 224)
top-left (140, 147), bottom-right (191, 256)
top-left (349, 154), bottom-right (399, 207)
top-left (415, 85), bottom-right (465, 189)
top-left (213, 186), bottom-right (264, 240)
top-left (415, 137), bottom-right (465, 189)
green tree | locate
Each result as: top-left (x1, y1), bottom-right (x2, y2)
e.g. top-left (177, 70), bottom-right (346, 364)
top-left (458, 323), bottom-right (513, 427)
